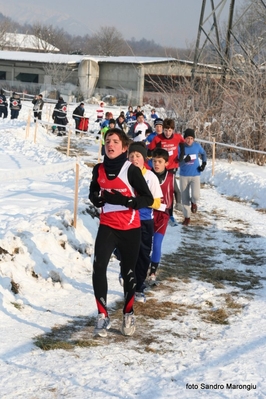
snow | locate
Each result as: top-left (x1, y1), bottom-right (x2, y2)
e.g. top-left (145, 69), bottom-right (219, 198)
top-left (0, 50), bottom-right (176, 65)
top-left (0, 100), bottom-right (266, 398)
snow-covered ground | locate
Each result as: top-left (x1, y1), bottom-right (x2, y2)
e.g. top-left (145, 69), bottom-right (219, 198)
top-left (0, 100), bottom-right (266, 398)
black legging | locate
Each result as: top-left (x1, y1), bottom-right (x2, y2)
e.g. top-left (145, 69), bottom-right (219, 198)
top-left (135, 219), bottom-right (154, 291)
top-left (92, 224), bottom-right (141, 315)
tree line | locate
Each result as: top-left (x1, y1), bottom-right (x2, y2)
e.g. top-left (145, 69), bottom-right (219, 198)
top-left (0, 12), bottom-right (192, 59)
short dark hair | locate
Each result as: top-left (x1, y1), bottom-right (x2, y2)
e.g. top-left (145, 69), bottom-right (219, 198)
top-left (163, 118), bottom-right (175, 130)
top-left (105, 128), bottom-right (130, 148)
top-left (152, 148), bottom-right (169, 161)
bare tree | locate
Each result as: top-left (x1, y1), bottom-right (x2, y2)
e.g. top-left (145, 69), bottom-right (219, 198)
top-left (0, 17), bottom-right (13, 50)
top-left (88, 26), bottom-right (129, 56)
top-left (43, 63), bottom-right (76, 86)
top-left (28, 23), bottom-right (73, 53)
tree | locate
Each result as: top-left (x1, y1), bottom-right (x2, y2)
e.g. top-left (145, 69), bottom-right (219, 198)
top-left (88, 26), bottom-right (129, 56)
top-left (28, 23), bottom-right (73, 53)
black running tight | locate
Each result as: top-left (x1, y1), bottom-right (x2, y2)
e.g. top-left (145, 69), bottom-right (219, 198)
top-left (92, 224), bottom-right (141, 315)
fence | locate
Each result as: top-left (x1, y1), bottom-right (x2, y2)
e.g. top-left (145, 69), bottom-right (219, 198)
top-left (197, 138), bottom-right (266, 176)
top-left (15, 103), bottom-right (266, 175)
top-left (2, 103), bottom-right (266, 229)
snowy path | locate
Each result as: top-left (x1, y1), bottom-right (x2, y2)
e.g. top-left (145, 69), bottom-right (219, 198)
top-left (1, 181), bottom-right (265, 399)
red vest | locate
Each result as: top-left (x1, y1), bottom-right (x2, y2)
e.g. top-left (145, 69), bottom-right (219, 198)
top-left (97, 161), bottom-right (140, 230)
top-left (159, 171), bottom-right (174, 212)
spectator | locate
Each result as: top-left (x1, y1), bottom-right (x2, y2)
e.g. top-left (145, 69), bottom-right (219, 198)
top-left (52, 96), bottom-right (68, 136)
top-left (32, 94), bottom-right (44, 122)
top-left (9, 92), bottom-right (22, 120)
top-left (72, 102), bottom-right (85, 133)
top-left (96, 102), bottom-right (104, 122)
top-left (0, 89), bottom-right (8, 119)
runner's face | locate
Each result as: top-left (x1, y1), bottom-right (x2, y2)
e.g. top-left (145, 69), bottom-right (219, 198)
top-left (105, 134), bottom-right (127, 159)
top-left (185, 136), bottom-right (194, 146)
top-left (163, 128), bottom-right (174, 138)
top-left (152, 157), bottom-right (168, 173)
top-left (128, 151), bottom-right (145, 169)
top-left (155, 125), bottom-right (163, 134)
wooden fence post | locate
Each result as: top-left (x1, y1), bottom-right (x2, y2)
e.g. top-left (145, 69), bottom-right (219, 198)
top-left (67, 127), bottom-right (71, 157)
top-left (34, 119), bottom-right (38, 143)
top-left (98, 136), bottom-right (102, 163)
top-left (212, 137), bottom-right (216, 176)
top-left (25, 109), bottom-right (31, 139)
top-left (73, 161), bottom-right (79, 228)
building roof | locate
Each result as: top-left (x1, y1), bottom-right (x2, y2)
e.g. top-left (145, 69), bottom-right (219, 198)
top-left (1, 33), bottom-right (60, 52)
top-left (0, 50), bottom-right (220, 70)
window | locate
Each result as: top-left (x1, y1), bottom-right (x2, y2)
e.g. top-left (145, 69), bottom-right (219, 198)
top-left (15, 73), bottom-right (39, 83)
top-left (0, 71), bottom-right (6, 80)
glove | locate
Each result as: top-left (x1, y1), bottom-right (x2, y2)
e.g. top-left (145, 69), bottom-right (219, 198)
top-left (178, 143), bottom-right (185, 161)
top-left (197, 162), bottom-right (206, 172)
top-left (103, 189), bottom-right (133, 207)
top-left (91, 191), bottom-right (105, 207)
top-left (155, 141), bottom-right (161, 148)
top-left (135, 130), bottom-right (142, 137)
top-left (184, 155), bottom-right (191, 163)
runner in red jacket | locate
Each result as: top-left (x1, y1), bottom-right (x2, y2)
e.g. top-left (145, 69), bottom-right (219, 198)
top-left (89, 128), bottom-right (153, 338)
top-left (148, 118), bottom-right (185, 173)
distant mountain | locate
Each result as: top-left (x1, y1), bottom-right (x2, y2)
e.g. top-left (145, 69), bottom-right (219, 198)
top-left (0, 0), bottom-right (89, 36)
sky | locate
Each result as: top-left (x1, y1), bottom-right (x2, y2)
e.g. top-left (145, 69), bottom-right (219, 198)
top-left (0, 0), bottom-right (246, 48)
top-left (0, 99), bottom-right (266, 398)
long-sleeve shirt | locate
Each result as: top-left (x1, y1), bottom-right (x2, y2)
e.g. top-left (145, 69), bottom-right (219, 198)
top-left (148, 133), bottom-right (185, 170)
top-left (178, 142), bottom-right (207, 176)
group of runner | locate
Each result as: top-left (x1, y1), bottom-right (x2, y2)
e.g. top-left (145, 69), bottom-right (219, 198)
top-left (89, 107), bottom-right (207, 338)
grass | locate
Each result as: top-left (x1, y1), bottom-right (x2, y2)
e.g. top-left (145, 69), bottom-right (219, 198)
top-left (201, 308), bottom-right (229, 325)
top-left (11, 302), bottom-right (23, 310)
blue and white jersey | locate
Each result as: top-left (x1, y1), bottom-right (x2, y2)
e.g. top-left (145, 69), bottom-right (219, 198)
top-left (139, 169), bottom-right (162, 220)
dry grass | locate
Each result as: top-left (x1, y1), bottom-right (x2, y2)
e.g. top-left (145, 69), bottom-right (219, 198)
top-left (201, 308), bottom-right (229, 325)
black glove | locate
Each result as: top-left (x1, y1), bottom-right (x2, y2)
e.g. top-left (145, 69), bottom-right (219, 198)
top-left (184, 155), bottom-right (191, 163)
top-left (197, 162), bottom-right (206, 172)
top-left (135, 130), bottom-right (142, 137)
top-left (91, 191), bottom-right (106, 207)
top-left (103, 189), bottom-right (133, 207)
top-left (178, 143), bottom-right (185, 161)
top-left (155, 141), bottom-right (161, 148)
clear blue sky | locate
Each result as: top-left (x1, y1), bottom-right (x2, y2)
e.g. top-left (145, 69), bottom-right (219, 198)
top-left (1, 0), bottom-right (246, 48)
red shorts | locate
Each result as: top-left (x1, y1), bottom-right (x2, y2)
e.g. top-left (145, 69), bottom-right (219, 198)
top-left (153, 211), bottom-right (169, 235)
